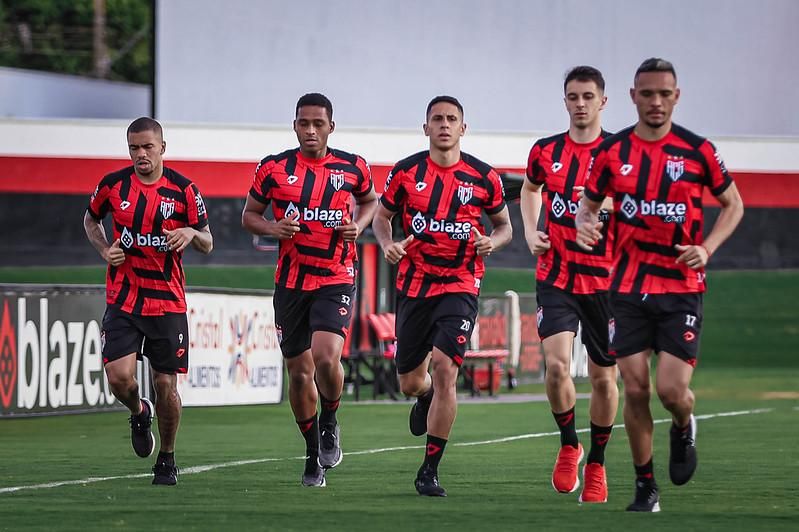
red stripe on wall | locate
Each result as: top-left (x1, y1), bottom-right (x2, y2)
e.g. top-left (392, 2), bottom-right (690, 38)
top-left (1, 156), bottom-right (797, 207)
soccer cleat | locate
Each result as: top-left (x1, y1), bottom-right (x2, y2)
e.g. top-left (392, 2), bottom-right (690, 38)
top-left (578, 463), bottom-right (608, 503)
top-left (129, 398), bottom-right (155, 458)
top-left (152, 462), bottom-right (178, 486)
top-left (626, 478), bottom-right (660, 512)
top-left (415, 465), bottom-right (446, 497)
top-left (301, 459), bottom-right (326, 488)
top-left (409, 396), bottom-right (431, 437)
top-left (669, 414), bottom-right (698, 485)
top-left (551, 443), bottom-right (584, 493)
top-left (319, 423), bottom-right (343, 469)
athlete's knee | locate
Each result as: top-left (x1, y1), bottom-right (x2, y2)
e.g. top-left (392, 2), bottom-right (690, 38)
top-left (107, 372), bottom-right (137, 395)
top-left (431, 366), bottom-right (458, 390)
top-left (545, 357), bottom-right (570, 384)
top-left (313, 355), bottom-right (340, 377)
top-left (590, 370), bottom-right (618, 399)
top-left (288, 366), bottom-right (315, 389)
top-left (656, 383), bottom-right (691, 411)
top-left (623, 379), bottom-right (651, 405)
top-left (399, 375), bottom-right (427, 396)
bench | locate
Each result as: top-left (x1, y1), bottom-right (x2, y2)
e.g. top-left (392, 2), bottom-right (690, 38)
top-left (461, 349), bottom-right (508, 397)
top-left (365, 312), bottom-right (399, 400)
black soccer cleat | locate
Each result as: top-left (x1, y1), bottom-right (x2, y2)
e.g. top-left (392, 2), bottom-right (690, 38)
top-left (409, 396), bottom-right (431, 437)
top-left (301, 459), bottom-right (326, 488)
top-left (415, 466), bottom-right (447, 497)
top-left (669, 414), bottom-right (698, 486)
top-left (130, 398), bottom-right (155, 458)
top-left (626, 478), bottom-right (660, 512)
top-left (152, 462), bottom-right (178, 486)
top-left (319, 423), bottom-right (343, 469)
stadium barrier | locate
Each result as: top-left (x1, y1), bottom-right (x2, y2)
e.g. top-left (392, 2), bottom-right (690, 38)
top-left (0, 285), bottom-right (282, 418)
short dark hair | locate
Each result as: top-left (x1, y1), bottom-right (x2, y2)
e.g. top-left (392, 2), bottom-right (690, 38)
top-left (564, 65), bottom-right (605, 93)
top-left (127, 117), bottom-right (162, 139)
top-left (635, 57), bottom-right (677, 81)
top-left (426, 95), bottom-right (464, 119)
top-left (296, 92), bottom-right (333, 121)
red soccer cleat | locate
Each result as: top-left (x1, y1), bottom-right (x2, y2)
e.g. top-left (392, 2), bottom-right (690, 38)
top-left (578, 462), bottom-right (608, 503)
top-left (552, 443), bottom-right (584, 493)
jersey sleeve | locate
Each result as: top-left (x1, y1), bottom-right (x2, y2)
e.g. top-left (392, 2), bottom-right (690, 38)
top-left (526, 142), bottom-right (546, 185)
top-left (353, 156), bottom-right (374, 197)
top-left (87, 179), bottom-right (112, 220)
top-left (484, 168), bottom-right (507, 215)
top-left (249, 158), bottom-right (273, 205)
top-left (584, 146), bottom-right (613, 202)
top-left (379, 165), bottom-right (406, 212)
top-left (700, 140), bottom-right (734, 196)
top-left (185, 183), bottom-right (209, 230)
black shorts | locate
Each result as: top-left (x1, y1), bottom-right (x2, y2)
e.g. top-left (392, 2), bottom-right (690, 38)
top-left (610, 292), bottom-right (703, 364)
top-left (395, 293), bottom-right (478, 374)
top-left (101, 305), bottom-right (189, 374)
top-left (274, 283), bottom-right (355, 358)
top-left (536, 283), bottom-right (615, 367)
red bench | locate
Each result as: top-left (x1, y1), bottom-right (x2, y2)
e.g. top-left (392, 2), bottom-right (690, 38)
top-left (358, 313), bottom-right (508, 399)
top-left (365, 312), bottom-right (399, 400)
top-left (462, 349), bottom-right (508, 397)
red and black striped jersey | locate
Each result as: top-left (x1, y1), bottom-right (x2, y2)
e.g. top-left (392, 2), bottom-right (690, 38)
top-left (249, 148), bottom-right (372, 290)
top-left (87, 166), bottom-right (209, 315)
top-left (584, 124), bottom-right (733, 294)
top-left (380, 151), bottom-right (506, 298)
top-left (527, 131), bottom-right (614, 294)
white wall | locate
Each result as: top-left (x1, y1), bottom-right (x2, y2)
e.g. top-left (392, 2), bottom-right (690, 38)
top-left (156, 0), bottom-right (799, 137)
top-left (1, 67), bottom-right (150, 119)
top-left (2, 119), bottom-right (798, 171)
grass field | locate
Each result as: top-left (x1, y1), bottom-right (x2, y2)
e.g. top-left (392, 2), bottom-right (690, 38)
top-left (1, 368), bottom-right (797, 531)
top-left (1, 268), bottom-right (797, 530)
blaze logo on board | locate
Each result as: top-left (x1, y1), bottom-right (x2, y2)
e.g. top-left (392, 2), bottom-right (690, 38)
top-left (0, 300), bottom-right (17, 409)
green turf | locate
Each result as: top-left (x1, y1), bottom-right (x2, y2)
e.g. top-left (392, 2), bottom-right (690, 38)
top-left (1, 367), bottom-right (797, 531)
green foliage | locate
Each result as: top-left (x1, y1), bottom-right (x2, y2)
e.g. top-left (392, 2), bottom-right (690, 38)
top-left (0, 0), bottom-right (151, 83)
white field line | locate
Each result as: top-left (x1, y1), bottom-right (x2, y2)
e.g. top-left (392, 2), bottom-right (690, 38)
top-left (0, 407), bottom-right (774, 495)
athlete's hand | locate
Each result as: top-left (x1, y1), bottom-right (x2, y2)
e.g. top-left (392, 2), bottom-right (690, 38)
top-left (675, 244), bottom-right (709, 270)
top-left (273, 210), bottom-right (301, 240)
top-left (384, 234), bottom-right (414, 264)
top-left (529, 231), bottom-right (551, 256)
top-left (335, 216), bottom-right (360, 242)
top-left (103, 238), bottom-right (126, 266)
top-left (576, 220), bottom-right (603, 251)
top-left (574, 186), bottom-right (585, 201)
top-left (471, 227), bottom-right (494, 256)
top-left (164, 227), bottom-right (197, 252)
